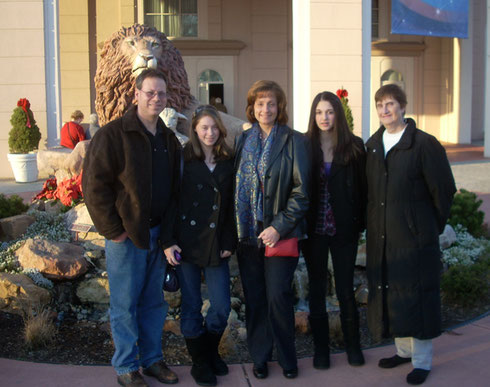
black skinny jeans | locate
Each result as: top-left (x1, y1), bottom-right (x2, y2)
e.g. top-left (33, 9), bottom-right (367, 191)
top-left (237, 243), bottom-right (299, 370)
top-left (302, 233), bottom-right (359, 329)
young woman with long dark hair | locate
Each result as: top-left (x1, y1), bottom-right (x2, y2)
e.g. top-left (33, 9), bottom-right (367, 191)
top-left (302, 91), bottom-right (367, 369)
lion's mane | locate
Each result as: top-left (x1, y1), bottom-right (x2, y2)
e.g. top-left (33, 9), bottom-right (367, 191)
top-left (94, 24), bottom-right (193, 126)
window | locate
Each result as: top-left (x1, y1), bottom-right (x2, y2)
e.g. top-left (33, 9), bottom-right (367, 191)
top-left (372, 0), bottom-right (379, 40)
top-left (381, 69), bottom-right (405, 90)
top-left (198, 69), bottom-right (224, 105)
top-left (144, 0), bottom-right (197, 38)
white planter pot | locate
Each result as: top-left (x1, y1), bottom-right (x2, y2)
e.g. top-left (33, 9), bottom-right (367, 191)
top-left (7, 153), bottom-right (39, 183)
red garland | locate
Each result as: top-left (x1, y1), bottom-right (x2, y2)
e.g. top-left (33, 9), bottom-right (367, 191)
top-left (17, 98), bottom-right (31, 128)
top-left (336, 89), bottom-right (348, 99)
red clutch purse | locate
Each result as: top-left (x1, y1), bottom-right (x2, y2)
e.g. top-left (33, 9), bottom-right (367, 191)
top-left (265, 237), bottom-right (299, 257)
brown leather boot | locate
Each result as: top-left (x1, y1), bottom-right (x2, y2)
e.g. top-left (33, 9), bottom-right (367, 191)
top-left (142, 360), bottom-right (179, 384)
top-left (117, 370), bottom-right (148, 387)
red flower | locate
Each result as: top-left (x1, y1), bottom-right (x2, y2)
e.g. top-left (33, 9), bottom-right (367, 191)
top-left (32, 172), bottom-right (84, 207)
top-left (336, 89), bottom-right (348, 99)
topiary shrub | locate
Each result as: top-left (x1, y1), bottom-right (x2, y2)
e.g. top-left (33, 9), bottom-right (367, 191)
top-left (8, 98), bottom-right (41, 154)
top-left (441, 253), bottom-right (490, 307)
top-left (448, 189), bottom-right (485, 236)
top-left (336, 88), bottom-right (354, 131)
top-left (0, 193), bottom-right (29, 219)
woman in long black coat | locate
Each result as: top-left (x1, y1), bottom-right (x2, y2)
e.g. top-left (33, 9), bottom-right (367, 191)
top-left (302, 91), bottom-right (367, 369)
top-left (164, 105), bottom-right (235, 387)
top-left (365, 84), bottom-right (456, 385)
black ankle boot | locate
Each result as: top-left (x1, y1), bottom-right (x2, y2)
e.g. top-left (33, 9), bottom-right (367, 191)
top-left (185, 336), bottom-right (217, 386)
top-left (346, 346), bottom-right (365, 366)
top-left (341, 316), bottom-right (365, 366)
top-left (309, 316), bottom-right (330, 369)
top-left (206, 331), bottom-right (229, 376)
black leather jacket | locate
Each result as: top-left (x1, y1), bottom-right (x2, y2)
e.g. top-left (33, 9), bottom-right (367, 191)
top-left (234, 124), bottom-right (311, 240)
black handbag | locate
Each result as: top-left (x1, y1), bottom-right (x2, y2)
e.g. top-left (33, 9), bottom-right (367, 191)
top-left (163, 265), bottom-right (180, 292)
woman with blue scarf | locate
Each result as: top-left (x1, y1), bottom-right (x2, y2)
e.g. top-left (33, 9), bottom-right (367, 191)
top-left (234, 80), bottom-right (311, 380)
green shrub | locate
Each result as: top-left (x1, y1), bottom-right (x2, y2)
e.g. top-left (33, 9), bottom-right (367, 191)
top-left (341, 97), bottom-right (354, 132)
top-left (0, 193), bottom-right (29, 219)
top-left (8, 100), bottom-right (41, 154)
top-left (441, 254), bottom-right (490, 307)
top-left (448, 189), bottom-right (485, 236)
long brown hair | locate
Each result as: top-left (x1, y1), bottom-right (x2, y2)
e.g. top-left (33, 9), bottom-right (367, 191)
top-left (306, 91), bottom-right (362, 165)
top-left (245, 80), bottom-right (288, 125)
top-left (185, 105), bottom-right (233, 162)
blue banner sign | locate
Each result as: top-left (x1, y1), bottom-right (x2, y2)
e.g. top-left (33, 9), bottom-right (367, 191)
top-left (391, 0), bottom-right (468, 38)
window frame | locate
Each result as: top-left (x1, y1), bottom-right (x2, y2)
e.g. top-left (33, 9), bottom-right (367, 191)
top-left (137, 0), bottom-right (208, 40)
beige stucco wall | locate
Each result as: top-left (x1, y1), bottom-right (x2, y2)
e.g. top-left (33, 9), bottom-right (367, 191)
top-left (310, 0), bottom-right (363, 137)
top-left (59, 0), bottom-right (91, 125)
top-left (96, 0), bottom-right (135, 44)
top-left (0, 0), bottom-right (47, 179)
top-left (221, 0), bottom-right (291, 123)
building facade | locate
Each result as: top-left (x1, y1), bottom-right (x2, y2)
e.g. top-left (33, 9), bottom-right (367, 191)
top-left (0, 0), bottom-right (488, 179)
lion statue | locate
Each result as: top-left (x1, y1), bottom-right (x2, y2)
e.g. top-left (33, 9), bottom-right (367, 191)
top-left (95, 24), bottom-right (245, 143)
top-left (95, 24), bottom-right (193, 126)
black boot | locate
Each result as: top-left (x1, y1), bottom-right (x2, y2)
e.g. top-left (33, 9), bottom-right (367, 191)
top-left (206, 331), bottom-right (229, 376)
top-left (341, 316), bottom-right (365, 366)
top-left (185, 336), bottom-right (217, 386)
top-left (309, 315), bottom-right (330, 369)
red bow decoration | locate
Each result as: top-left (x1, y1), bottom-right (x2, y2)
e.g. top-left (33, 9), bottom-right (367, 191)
top-left (336, 89), bottom-right (348, 99)
top-left (17, 98), bottom-right (31, 128)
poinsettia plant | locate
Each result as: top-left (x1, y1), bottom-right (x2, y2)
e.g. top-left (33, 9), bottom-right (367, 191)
top-left (34, 172), bottom-right (83, 208)
top-left (336, 87), bottom-right (354, 131)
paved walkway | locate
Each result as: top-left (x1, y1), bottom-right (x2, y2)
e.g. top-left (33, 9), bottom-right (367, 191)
top-left (1, 143), bottom-right (489, 386)
top-left (1, 314), bottom-right (490, 386)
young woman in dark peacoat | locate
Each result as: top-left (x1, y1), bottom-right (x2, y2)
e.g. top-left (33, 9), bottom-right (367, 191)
top-left (301, 91), bottom-right (367, 370)
top-left (164, 105), bottom-right (235, 387)
top-left (365, 84), bottom-right (456, 385)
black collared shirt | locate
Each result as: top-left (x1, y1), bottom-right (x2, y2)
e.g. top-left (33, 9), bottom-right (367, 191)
top-left (141, 121), bottom-right (171, 222)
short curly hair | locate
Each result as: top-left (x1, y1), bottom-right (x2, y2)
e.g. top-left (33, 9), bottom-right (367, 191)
top-left (245, 80), bottom-right (288, 125)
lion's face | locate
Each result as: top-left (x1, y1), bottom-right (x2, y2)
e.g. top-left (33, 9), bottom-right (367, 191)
top-left (120, 35), bottom-right (164, 76)
top-left (95, 24), bottom-right (193, 126)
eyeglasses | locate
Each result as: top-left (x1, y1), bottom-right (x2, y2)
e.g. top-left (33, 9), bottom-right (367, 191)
top-left (192, 104), bottom-right (218, 118)
top-left (140, 90), bottom-right (167, 100)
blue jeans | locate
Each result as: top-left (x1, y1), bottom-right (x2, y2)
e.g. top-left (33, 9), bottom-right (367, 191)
top-left (177, 259), bottom-right (231, 338)
top-left (105, 226), bottom-right (168, 375)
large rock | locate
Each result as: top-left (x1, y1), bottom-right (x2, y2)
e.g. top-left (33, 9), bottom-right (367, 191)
top-left (0, 273), bottom-right (51, 314)
top-left (37, 147), bottom-right (72, 177)
top-left (64, 203), bottom-right (94, 229)
top-left (44, 199), bottom-right (65, 214)
top-left (77, 277), bottom-right (110, 304)
top-left (295, 311), bottom-right (310, 334)
top-left (356, 243), bottom-right (366, 267)
top-left (164, 289), bottom-right (182, 309)
top-left (164, 319), bottom-right (182, 336)
top-left (16, 238), bottom-right (87, 280)
top-left (0, 214), bottom-right (35, 242)
top-left (440, 224), bottom-right (457, 249)
top-left (64, 140), bottom-right (90, 175)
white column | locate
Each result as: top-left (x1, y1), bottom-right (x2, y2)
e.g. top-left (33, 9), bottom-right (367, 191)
top-left (292, 0), bottom-right (310, 133)
top-left (362, 0), bottom-right (372, 141)
top-left (485, 0), bottom-right (490, 156)
top-left (459, 0), bottom-right (473, 144)
top-left (43, 0), bottom-right (62, 147)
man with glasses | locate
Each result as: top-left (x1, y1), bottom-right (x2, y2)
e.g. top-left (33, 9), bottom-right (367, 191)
top-left (83, 69), bottom-right (181, 386)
